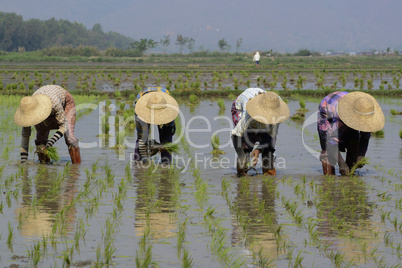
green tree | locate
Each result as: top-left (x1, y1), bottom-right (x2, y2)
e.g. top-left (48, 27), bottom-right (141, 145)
top-left (235, 38), bottom-right (242, 54)
top-left (294, 49), bottom-right (312, 56)
top-left (176, 34), bottom-right (188, 54)
top-left (130, 39), bottom-right (158, 55)
top-left (92, 23), bottom-right (103, 33)
top-left (160, 34), bottom-right (170, 53)
top-left (218, 39), bottom-right (230, 52)
top-left (187, 38), bottom-right (195, 52)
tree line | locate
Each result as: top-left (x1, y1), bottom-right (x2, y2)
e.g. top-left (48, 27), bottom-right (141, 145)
top-left (0, 12), bottom-right (135, 52)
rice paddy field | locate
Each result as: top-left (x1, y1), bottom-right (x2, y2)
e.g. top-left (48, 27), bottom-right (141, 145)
top-left (0, 60), bottom-right (402, 267)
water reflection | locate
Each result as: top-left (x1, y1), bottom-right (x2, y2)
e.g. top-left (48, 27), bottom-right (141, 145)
top-left (134, 167), bottom-right (177, 239)
top-left (231, 176), bottom-right (278, 262)
top-left (16, 165), bottom-right (79, 239)
top-left (316, 175), bottom-right (379, 262)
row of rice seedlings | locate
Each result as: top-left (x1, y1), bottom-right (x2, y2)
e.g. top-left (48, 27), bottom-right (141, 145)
top-left (192, 168), bottom-right (247, 267)
top-left (1, 67), bottom-right (402, 93)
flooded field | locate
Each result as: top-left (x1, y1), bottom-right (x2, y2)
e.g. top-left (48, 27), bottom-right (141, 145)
top-left (0, 91), bottom-right (401, 267)
top-left (1, 62), bottom-right (402, 93)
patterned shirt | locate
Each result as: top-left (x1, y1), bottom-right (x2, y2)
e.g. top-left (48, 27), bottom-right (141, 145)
top-left (33, 85), bottom-right (68, 133)
top-left (317, 91), bottom-right (370, 150)
top-left (231, 88), bottom-right (279, 144)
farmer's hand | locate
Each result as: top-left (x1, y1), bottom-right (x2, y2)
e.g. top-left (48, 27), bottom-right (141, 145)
top-left (319, 150), bottom-right (328, 161)
top-left (251, 149), bottom-right (261, 166)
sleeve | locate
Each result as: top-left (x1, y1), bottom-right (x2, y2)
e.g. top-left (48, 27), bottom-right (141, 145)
top-left (20, 127), bottom-right (31, 163)
top-left (317, 106), bottom-right (332, 151)
top-left (46, 102), bottom-right (67, 148)
top-left (231, 111), bottom-right (252, 137)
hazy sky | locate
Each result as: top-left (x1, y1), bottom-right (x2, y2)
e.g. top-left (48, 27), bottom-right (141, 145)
top-left (1, 0), bottom-right (401, 53)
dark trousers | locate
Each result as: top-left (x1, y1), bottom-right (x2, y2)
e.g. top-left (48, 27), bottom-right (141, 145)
top-left (231, 133), bottom-right (275, 174)
top-left (134, 115), bottom-right (175, 164)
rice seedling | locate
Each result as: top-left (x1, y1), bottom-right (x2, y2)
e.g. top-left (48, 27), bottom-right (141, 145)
top-left (349, 157), bottom-right (369, 175)
top-left (399, 128), bottom-right (402, 139)
top-left (390, 109), bottom-right (402, 115)
top-left (189, 94), bottom-right (198, 104)
top-left (217, 98), bottom-right (225, 110)
top-left (35, 146), bottom-right (60, 162)
top-left (211, 133), bottom-right (225, 155)
top-left (372, 129), bottom-right (385, 138)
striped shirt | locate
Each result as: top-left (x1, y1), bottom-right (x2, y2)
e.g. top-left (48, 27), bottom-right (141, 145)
top-left (33, 85), bottom-right (68, 134)
top-left (231, 88), bottom-right (279, 140)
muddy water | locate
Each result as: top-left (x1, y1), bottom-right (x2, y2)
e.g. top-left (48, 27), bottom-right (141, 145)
top-left (0, 97), bottom-right (401, 267)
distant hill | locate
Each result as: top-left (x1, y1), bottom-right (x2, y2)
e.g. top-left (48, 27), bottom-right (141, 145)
top-left (0, 11), bottom-right (135, 52)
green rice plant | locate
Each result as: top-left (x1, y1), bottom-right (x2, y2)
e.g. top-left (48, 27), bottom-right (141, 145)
top-left (372, 129), bottom-right (384, 138)
top-left (162, 142), bottom-right (180, 153)
top-left (211, 133), bottom-right (225, 155)
top-left (391, 109), bottom-right (402, 115)
top-left (189, 94), bottom-right (198, 104)
top-left (35, 146), bottom-right (60, 162)
top-left (348, 157), bottom-right (369, 175)
top-left (400, 128), bottom-right (402, 139)
top-left (299, 99), bottom-right (306, 109)
top-left (217, 98), bottom-right (225, 109)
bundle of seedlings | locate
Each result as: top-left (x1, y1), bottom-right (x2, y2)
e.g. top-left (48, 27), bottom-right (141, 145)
top-left (348, 157), bottom-right (369, 175)
top-left (211, 134), bottom-right (225, 155)
top-left (35, 145), bottom-right (60, 163)
top-left (149, 140), bottom-right (180, 155)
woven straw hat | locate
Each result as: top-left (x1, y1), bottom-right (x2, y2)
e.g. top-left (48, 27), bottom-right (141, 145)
top-left (337, 91), bottom-right (384, 132)
top-left (14, 95), bottom-right (52, 127)
top-left (246, 91), bottom-right (290, 124)
top-left (135, 91), bottom-right (179, 125)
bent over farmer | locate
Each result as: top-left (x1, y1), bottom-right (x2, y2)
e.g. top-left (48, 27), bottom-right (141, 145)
top-left (134, 87), bottom-right (179, 164)
top-left (231, 88), bottom-right (289, 176)
top-left (14, 85), bottom-right (81, 164)
top-left (317, 91), bottom-right (384, 175)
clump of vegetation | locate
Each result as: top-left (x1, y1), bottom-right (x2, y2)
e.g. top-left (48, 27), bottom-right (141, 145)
top-left (189, 94), bottom-right (199, 104)
top-left (217, 98), bottom-right (225, 110)
top-left (162, 143), bottom-right (180, 153)
top-left (372, 129), bottom-right (384, 138)
top-left (211, 134), bottom-right (225, 155)
top-left (399, 128), bottom-right (402, 139)
top-left (349, 157), bottom-right (369, 175)
top-left (391, 109), bottom-right (402, 115)
top-left (291, 99), bottom-right (308, 121)
top-left (35, 146), bottom-right (60, 162)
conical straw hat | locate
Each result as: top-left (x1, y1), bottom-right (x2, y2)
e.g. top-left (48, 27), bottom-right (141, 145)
top-left (246, 91), bottom-right (290, 124)
top-left (14, 95), bottom-right (52, 127)
top-left (135, 91), bottom-right (179, 125)
top-left (337, 91), bottom-right (384, 132)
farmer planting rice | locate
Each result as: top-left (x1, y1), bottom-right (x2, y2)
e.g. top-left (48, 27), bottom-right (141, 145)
top-left (231, 88), bottom-right (289, 176)
top-left (134, 87), bottom-right (179, 164)
top-left (317, 91), bottom-right (385, 175)
top-left (14, 85), bottom-right (81, 164)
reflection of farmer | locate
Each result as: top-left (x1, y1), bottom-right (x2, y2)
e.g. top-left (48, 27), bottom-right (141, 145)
top-left (231, 88), bottom-right (289, 176)
top-left (317, 91), bottom-right (384, 175)
top-left (253, 51), bottom-right (260, 67)
top-left (14, 85), bottom-right (81, 164)
top-left (134, 87), bottom-right (179, 164)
